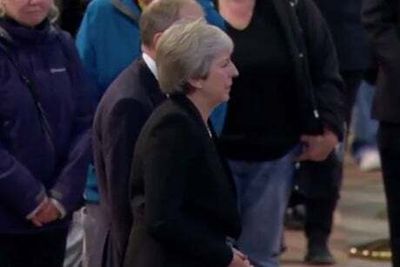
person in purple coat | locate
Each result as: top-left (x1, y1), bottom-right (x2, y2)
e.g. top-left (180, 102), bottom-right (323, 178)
top-left (0, 0), bottom-right (93, 266)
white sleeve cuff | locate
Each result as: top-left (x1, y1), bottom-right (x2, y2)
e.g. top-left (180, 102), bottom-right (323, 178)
top-left (50, 198), bottom-right (67, 219)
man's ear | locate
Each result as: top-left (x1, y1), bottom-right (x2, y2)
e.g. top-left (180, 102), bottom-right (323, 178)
top-left (152, 32), bottom-right (163, 48)
top-left (187, 77), bottom-right (203, 89)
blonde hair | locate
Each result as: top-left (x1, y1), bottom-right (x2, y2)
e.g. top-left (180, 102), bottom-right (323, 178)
top-left (140, 0), bottom-right (202, 47)
top-left (0, 2), bottom-right (59, 23)
top-left (48, 4), bottom-right (60, 23)
top-left (156, 19), bottom-right (233, 94)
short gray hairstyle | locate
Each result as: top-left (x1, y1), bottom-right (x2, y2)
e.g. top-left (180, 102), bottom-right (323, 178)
top-left (140, 0), bottom-right (202, 48)
top-left (156, 19), bottom-right (234, 94)
top-left (0, 2), bottom-right (59, 23)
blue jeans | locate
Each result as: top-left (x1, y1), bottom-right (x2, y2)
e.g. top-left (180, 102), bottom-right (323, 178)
top-left (351, 80), bottom-right (379, 159)
top-left (229, 146), bottom-right (299, 267)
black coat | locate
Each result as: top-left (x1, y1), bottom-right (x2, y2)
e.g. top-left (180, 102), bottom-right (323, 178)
top-left (362, 0), bottom-right (400, 123)
top-left (213, 0), bottom-right (344, 139)
top-left (273, 0), bottom-right (345, 139)
top-left (313, 0), bottom-right (371, 71)
top-left (93, 59), bottom-right (165, 266)
top-left (124, 94), bottom-right (241, 267)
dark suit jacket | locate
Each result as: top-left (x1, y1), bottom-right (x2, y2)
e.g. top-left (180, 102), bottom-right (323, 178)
top-left (362, 0), bottom-right (400, 122)
top-left (124, 94), bottom-right (241, 267)
top-left (93, 59), bottom-right (165, 266)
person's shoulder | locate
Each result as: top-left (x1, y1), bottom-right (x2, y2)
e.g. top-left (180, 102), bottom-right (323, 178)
top-left (149, 100), bottom-right (189, 125)
top-left (152, 99), bottom-right (202, 136)
top-left (97, 60), bottom-right (147, 109)
top-left (296, 0), bottom-right (320, 13)
top-left (83, 0), bottom-right (121, 21)
top-left (49, 26), bottom-right (81, 61)
top-left (106, 60), bottom-right (144, 96)
top-left (81, 0), bottom-right (140, 35)
top-left (291, 0), bottom-right (325, 27)
top-left (53, 26), bottom-right (74, 44)
top-left (86, 0), bottom-right (114, 11)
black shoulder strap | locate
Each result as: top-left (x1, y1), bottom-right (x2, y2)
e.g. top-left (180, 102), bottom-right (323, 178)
top-left (0, 26), bottom-right (12, 54)
top-left (0, 26), bottom-right (56, 152)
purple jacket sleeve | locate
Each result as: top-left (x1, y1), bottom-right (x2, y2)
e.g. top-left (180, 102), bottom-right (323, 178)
top-left (0, 142), bottom-right (47, 217)
top-left (50, 32), bottom-right (94, 214)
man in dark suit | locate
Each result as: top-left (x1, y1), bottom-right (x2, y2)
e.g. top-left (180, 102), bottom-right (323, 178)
top-left (363, 0), bottom-right (400, 266)
top-left (92, 1), bottom-right (204, 266)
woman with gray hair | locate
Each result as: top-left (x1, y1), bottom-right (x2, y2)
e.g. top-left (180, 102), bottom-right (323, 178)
top-left (0, 0), bottom-right (92, 266)
top-left (124, 19), bottom-right (251, 267)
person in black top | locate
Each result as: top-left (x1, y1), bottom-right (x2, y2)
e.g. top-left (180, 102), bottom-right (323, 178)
top-left (124, 20), bottom-right (250, 267)
top-left (215, 0), bottom-right (344, 266)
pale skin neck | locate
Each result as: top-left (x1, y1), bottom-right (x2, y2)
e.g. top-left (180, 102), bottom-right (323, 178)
top-left (187, 93), bottom-right (215, 125)
top-left (141, 44), bottom-right (156, 60)
top-left (218, 0), bottom-right (256, 30)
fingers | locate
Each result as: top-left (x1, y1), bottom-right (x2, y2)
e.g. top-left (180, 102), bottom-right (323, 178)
top-left (243, 258), bottom-right (253, 267)
top-left (296, 151), bottom-right (310, 161)
top-left (232, 248), bottom-right (247, 260)
top-left (296, 138), bottom-right (311, 161)
top-left (323, 128), bottom-right (339, 146)
top-left (298, 146), bottom-right (328, 162)
top-left (30, 216), bottom-right (43, 227)
top-left (300, 134), bottom-right (311, 143)
top-left (298, 134), bottom-right (335, 162)
top-left (33, 202), bottom-right (60, 225)
top-left (229, 249), bottom-right (253, 267)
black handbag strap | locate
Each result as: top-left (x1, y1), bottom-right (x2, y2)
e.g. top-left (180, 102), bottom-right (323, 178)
top-left (0, 26), bottom-right (56, 152)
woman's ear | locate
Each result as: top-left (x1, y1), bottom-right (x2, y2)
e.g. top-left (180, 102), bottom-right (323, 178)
top-left (187, 77), bottom-right (203, 89)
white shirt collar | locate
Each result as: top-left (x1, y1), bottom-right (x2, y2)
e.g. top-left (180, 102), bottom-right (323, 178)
top-left (142, 52), bottom-right (158, 79)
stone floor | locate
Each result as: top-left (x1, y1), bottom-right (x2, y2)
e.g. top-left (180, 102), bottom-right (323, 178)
top-left (281, 156), bottom-right (391, 267)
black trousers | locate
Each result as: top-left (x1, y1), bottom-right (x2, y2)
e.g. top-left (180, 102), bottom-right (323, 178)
top-left (303, 70), bottom-right (363, 247)
top-left (299, 152), bottom-right (341, 246)
top-left (378, 122), bottom-right (400, 267)
top-left (0, 227), bottom-right (68, 267)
